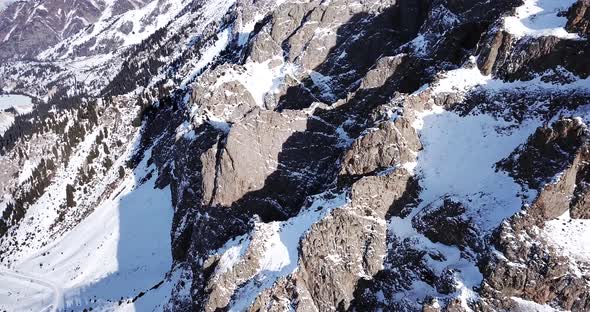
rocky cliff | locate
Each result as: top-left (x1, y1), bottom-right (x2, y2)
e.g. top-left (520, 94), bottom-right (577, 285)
top-left (0, 0), bottom-right (589, 311)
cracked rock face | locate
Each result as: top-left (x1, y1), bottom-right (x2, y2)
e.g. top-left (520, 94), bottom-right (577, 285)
top-left (483, 119), bottom-right (590, 311)
top-left (340, 118), bottom-right (421, 177)
top-left (209, 109), bottom-right (309, 208)
top-left (567, 0), bottom-right (590, 36)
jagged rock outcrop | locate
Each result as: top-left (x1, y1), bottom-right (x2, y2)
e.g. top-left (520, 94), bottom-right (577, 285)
top-left (483, 211), bottom-right (590, 311)
top-left (482, 119), bottom-right (590, 311)
top-left (499, 118), bottom-right (590, 220)
top-left (477, 30), bottom-right (513, 76)
top-left (240, 170), bottom-right (415, 312)
top-left (567, 0), bottom-right (590, 36)
top-left (190, 65), bottom-right (258, 124)
top-left (208, 109), bottom-right (308, 208)
top-left (340, 118), bottom-right (420, 177)
top-left (499, 118), bottom-right (588, 189)
top-left (412, 198), bottom-right (481, 251)
top-left (294, 171), bottom-right (413, 311)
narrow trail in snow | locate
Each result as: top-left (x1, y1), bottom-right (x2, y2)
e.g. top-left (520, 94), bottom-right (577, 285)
top-left (0, 268), bottom-right (64, 312)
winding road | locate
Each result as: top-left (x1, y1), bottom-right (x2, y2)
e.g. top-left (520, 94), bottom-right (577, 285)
top-left (0, 268), bottom-right (63, 312)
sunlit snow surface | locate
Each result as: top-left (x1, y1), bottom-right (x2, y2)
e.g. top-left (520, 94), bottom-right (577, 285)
top-left (503, 0), bottom-right (581, 39)
top-left (543, 211), bottom-right (590, 268)
top-left (390, 104), bottom-right (540, 307)
top-left (511, 296), bottom-right (561, 312)
top-left (0, 94), bottom-right (33, 135)
top-left (0, 145), bottom-right (174, 312)
top-left (414, 107), bottom-right (540, 231)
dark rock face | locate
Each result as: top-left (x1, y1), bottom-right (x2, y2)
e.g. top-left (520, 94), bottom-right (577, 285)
top-left (412, 198), bottom-right (480, 251)
top-left (477, 30), bottom-right (513, 76)
top-left (570, 151), bottom-right (590, 219)
top-left (498, 118), bottom-right (588, 190)
top-left (567, 0), bottom-right (590, 36)
top-left (483, 212), bottom-right (590, 312)
top-left (497, 118), bottom-right (590, 221)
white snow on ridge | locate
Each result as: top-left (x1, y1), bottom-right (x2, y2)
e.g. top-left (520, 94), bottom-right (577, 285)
top-left (430, 63), bottom-right (491, 95)
top-left (213, 57), bottom-right (299, 107)
top-left (503, 0), bottom-right (581, 40)
top-left (429, 59), bottom-right (590, 102)
top-left (511, 296), bottom-right (560, 312)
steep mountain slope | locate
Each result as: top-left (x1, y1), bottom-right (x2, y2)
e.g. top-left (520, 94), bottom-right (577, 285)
top-left (0, 0), bottom-right (155, 60)
top-left (0, 0), bottom-right (589, 311)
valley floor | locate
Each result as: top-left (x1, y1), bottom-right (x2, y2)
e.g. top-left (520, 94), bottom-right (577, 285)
top-left (0, 147), bottom-right (175, 312)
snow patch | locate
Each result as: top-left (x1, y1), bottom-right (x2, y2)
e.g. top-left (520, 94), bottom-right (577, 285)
top-left (543, 210), bottom-right (590, 265)
top-left (225, 191), bottom-right (349, 311)
top-left (511, 296), bottom-right (560, 312)
top-left (503, 0), bottom-right (581, 40)
top-left (415, 106), bottom-right (540, 232)
top-left (0, 94), bottom-right (33, 113)
top-left (214, 58), bottom-right (299, 107)
top-left (431, 61), bottom-right (491, 95)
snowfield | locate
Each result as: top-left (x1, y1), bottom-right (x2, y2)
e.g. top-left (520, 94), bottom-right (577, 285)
top-left (0, 94), bottom-right (34, 135)
top-left (0, 94), bottom-right (33, 113)
top-left (543, 210), bottom-right (590, 268)
top-left (414, 106), bottom-right (540, 232)
top-left (503, 0), bottom-right (581, 39)
top-left (390, 104), bottom-right (540, 308)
